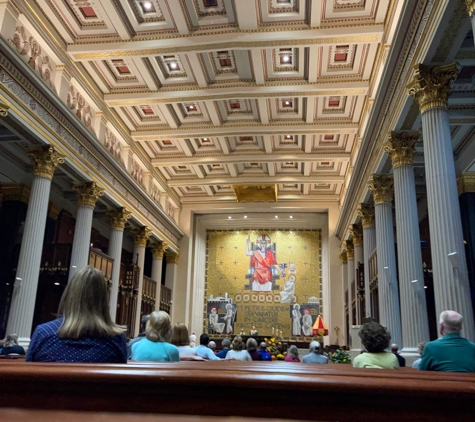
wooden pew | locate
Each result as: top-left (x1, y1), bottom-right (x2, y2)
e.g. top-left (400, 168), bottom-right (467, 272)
top-left (0, 361), bottom-right (474, 422)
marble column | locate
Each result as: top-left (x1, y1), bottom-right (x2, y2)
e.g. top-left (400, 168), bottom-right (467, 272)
top-left (340, 250), bottom-right (348, 346)
top-left (357, 203), bottom-right (376, 318)
top-left (165, 252), bottom-right (179, 322)
top-left (385, 131), bottom-right (430, 354)
top-left (133, 226), bottom-right (152, 336)
top-left (152, 242), bottom-right (168, 312)
top-left (106, 207), bottom-right (131, 321)
top-left (69, 182), bottom-right (104, 280)
top-left (6, 146), bottom-right (64, 345)
top-left (350, 224), bottom-right (364, 325)
top-left (466, 1), bottom-right (475, 48)
top-left (408, 63), bottom-right (475, 340)
top-left (344, 240), bottom-right (354, 330)
top-left (368, 174), bottom-right (403, 347)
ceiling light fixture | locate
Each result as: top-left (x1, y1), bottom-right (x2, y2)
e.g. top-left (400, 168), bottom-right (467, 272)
top-left (203, 138), bottom-right (208, 141)
top-left (285, 101), bottom-right (290, 105)
top-left (169, 61), bottom-right (178, 69)
top-left (290, 216), bottom-right (293, 219)
top-left (244, 215), bottom-right (248, 219)
top-left (228, 216), bottom-right (232, 219)
top-left (275, 215), bottom-right (278, 219)
top-left (282, 55), bottom-right (290, 62)
top-left (54, 282), bottom-right (60, 286)
top-left (285, 135), bottom-right (292, 139)
top-left (143, 1), bottom-right (153, 11)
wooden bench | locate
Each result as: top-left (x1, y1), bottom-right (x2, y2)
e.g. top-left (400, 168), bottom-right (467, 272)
top-left (0, 361), bottom-right (474, 422)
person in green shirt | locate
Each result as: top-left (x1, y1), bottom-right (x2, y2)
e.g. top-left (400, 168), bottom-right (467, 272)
top-left (419, 310), bottom-right (475, 372)
top-left (353, 322), bottom-right (399, 369)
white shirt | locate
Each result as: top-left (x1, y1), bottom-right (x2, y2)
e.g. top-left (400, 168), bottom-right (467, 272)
top-left (225, 350), bottom-right (252, 361)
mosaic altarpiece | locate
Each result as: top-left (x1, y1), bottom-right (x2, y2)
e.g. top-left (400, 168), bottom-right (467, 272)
top-left (205, 230), bottom-right (322, 338)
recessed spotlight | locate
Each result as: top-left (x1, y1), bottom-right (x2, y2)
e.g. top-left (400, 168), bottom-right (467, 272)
top-left (244, 215), bottom-right (248, 219)
top-left (424, 286), bottom-right (428, 289)
top-left (289, 216), bottom-right (293, 219)
top-left (228, 216), bottom-right (232, 219)
top-left (143, 1), bottom-right (153, 11)
top-left (54, 282), bottom-right (60, 286)
top-left (282, 55), bottom-right (290, 62)
top-left (285, 101), bottom-right (290, 105)
top-left (203, 138), bottom-right (208, 141)
top-left (285, 135), bottom-right (292, 139)
top-left (189, 105), bottom-right (195, 110)
top-left (169, 61), bottom-right (178, 69)
top-left (275, 215), bottom-right (278, 219)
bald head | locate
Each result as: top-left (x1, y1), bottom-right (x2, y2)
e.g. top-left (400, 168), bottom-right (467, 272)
top-left (259, 342), bottom-right (267, 350)
top-left (391, 344), bottom-right (399, 353)
top-left (440, 311), bottom-right (463, 335)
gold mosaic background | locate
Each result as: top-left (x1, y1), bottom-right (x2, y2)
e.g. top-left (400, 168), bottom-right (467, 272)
top-left (205, 229), bottom-right (322, 337)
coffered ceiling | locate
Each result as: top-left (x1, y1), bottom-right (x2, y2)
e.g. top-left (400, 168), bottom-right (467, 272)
top-left (31, 0), bottom-right (395, 203)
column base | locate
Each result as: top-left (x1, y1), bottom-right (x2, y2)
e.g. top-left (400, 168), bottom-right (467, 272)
top-left (17, 337), bottom-right (31, 349)
top-left (400, 347), bottom-right (420, 367)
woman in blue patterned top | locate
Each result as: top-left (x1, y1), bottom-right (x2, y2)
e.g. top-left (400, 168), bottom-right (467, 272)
top-left (131, 311), bottom-right (179, 362)
top-left (26, 266), bottom-right (127, 363)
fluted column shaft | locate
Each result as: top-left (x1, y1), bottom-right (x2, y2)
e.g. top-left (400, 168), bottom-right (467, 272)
top-left (347, 256), bottom-right (354, 329)
top-left (340, 253), bottom-right (348, 346)
top-left (354, 244), bottom-right (363, 325)
top-left (165, 252), bottom-right (179, 322)
top-left (6, 146), bottom-right (64, 344)
top-left (69, 206), bottom-right (94, 278)
top-left (362, 227), bottom-right (376, 318)
top-left (393, 164), bottom-right (430, 351)
top-left (6, 176), bottom-right (52, 344)
top-left (374, 202), bottom-right (402, 347)
top-left (422, 107), bottom-right (475, 340)
top-left (133, 244), bottom-right (146, 336)
top-left (151, 257), bottom-right (163, 312)
top-left (108, 228), bottom-right (124, 320)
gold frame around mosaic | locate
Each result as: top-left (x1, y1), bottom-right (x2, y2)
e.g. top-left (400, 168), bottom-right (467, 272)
top-left (233, 184), bottom-right (277, 202)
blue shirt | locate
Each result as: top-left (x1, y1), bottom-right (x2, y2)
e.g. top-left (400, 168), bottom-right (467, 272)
top-left (26, 318), bottom-right (127, 363)
top-left (195, 345), bottom-right (220, 360)
top-left (216, 348), bottom-right (230, 358)
top-left (131, 339), bottom-right (179, 362)
top-left (258, 349), bottom-right (272, 361)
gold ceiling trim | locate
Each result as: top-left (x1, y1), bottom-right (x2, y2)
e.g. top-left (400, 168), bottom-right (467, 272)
top-left (108, 89), bottom-right (367, 107)
top-left (233, 184), bottom-right (277, 203)
top-left (71, 35), bottom-right (380, 60)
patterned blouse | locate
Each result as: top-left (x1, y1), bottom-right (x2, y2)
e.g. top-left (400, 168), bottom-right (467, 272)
top-left (26, 318), bottom-right (127, 363)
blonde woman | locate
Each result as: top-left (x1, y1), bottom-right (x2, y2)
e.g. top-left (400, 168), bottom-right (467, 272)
top-left (26, 266), bottom-right (126, 363)
top-left (131, 311), bottom-right (179, 362)
top-left (226, 335), bottom-right (251, 361)
top-left (171, 323), bottom-right (197, 358)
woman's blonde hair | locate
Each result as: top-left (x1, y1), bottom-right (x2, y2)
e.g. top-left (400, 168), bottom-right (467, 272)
top-left (146, 311), bottom-right (172, 342)
top-left (58, 266), bottom-right (125, 338)
top-left (232, 335), bottom-right (244, 351)
top-left (171, 322), bottom-right (190, 346)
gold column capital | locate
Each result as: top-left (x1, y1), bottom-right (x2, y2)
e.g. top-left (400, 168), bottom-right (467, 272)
top-left (457, 173), bottom-right (475, 195)
top-left (407, 63), bottom-right (459, 114)
top-left (350, 224), bottom-right (363, 246)
top-left (339, 250), bottom-right (348, 265)
top-left (28, 145), bottom-right (65, 180)
top-left (344, 240), bottom-right (354, 259)
top-left (466, 0), bottom-right (475, 16)
top-left (133, 226), bottom-right (152, 247)
top-left (0, 101), bottom-right (9, 117)
top-left (107, 207), bottom-right (132, 231)
top-left (152, 241), bottom-right (169, 259)
top-left (73, 181), bottom-right (104, 208)
top-left (357, 203), bottom-right (375, 228)
top-left (368, 174), bottom-right (394, 204)
top-left (384, 131), bottom-right (420, 168)
top-left (165, 252), bottom-right (179, 265)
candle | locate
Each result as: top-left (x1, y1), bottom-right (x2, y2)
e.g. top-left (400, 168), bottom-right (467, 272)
top-left (272, 327), bottom-right (274, 335)
top-left (280, 330), bottom-right (282, 337)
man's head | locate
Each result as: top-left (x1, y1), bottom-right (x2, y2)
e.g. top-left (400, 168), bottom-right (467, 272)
top-left (391, 343), bottom-right (399, 354)
top-left (309, 340), bottom-right (320, 354)
top-left (439, 310), bottom-right (463, 336)
top-left (141, 314), bottom-right (150, 333)
top-left (259, 342), bottom-right (267, 351)
top-left (208, 340), bottom-right (216, 350)
top-left (222, 338), bottom-right (231, 349)
top-left (200, 333), bottom-right (210, 346)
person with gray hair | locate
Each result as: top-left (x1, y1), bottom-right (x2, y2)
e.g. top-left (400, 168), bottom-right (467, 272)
top-left (0, 334), bottom-right (25, 356)
top-left (302, 341), bottom-right (328, 364)
top-left (216, 338), bottom-right (231, 358)
top-left (419, 310), bottom-right (475, 372)
top-left (127, 314), bottom-right (150, 359)
top-left (284, 345), bottom-right (300, 362)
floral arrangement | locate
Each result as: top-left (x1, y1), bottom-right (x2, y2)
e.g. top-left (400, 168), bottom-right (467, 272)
top-left (265, 337), bottom-right (286, 360)
top-left (331, 349), bottom-right (351, 364)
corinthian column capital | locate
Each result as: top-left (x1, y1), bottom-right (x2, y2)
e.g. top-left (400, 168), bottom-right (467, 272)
top-left (350, 224), bottom-right (363, 246)
top-left (407, 63), bottom-right (459, 114)
top-left (466, 0), bottom-right (475, 16)
top-left (357, 203), bottom-right (375, 228)
top-left (166, 252), bottom-right (179, 265)
top-left (28, 145), bottom-right (65, 180)
top-left (368, 174), bottom-right (394, 204)
top-left (73, 181), bottom-right (104, 208)
top-left (152, 241), bottom-right (169, 259)
top-left (344, 240), bottom-right (354, 259)
top-left (133, 226), bottom-right (152, 247)
top-left (384, 131), bottom-right (420, 168)
top-left (0, 101), bottom-right (9, 117)
top-left (339, 250), bottom-right (348, 265)
top-left (107, 207), bottom-right (132, 231)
